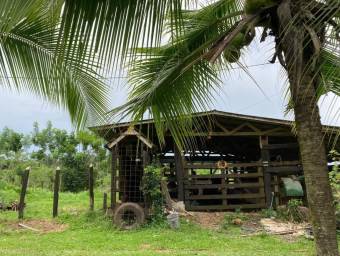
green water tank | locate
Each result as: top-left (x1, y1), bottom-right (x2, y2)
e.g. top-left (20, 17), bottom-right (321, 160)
top-left (281, 177), bottom-right (304, 197)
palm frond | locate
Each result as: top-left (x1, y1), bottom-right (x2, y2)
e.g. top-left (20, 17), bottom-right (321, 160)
top-left (0, 0), bottom-right (109, 129)
top-left (109, 0), bottom-right (244, 147)
top-left (57, 0), bottom-right (194, 75)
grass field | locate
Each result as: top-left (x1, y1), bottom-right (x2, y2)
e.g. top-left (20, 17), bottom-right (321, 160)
top-left (0, 187), bottom-right (320, 256)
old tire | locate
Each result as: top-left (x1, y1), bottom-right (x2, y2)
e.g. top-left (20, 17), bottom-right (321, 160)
top-left (113, 203), bottom-right (145, 230)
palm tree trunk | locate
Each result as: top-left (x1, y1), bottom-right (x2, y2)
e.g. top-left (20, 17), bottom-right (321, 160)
top-left (291, 70), bottom-right (339, 256)
top-left (278, 1), bottom-right (338, 255)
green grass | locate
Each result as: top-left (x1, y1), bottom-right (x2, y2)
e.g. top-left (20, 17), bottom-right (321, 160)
top-left (0, 187), bottom-right (318, 256)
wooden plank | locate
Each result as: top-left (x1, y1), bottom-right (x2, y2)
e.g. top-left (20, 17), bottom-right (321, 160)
top-left (267, 166), bottom-right (302, 174)
top-left (184, 161), bottom-right (301, 169)
top-left (264, 171), bottom-right (272, 208)
top-left (185, 161), bottom-right (262, 169)
top-left (186, 203), bottom-right (266, 211)
top-left (269, 161), bottom-right (301, 166)
top-left (187, 193), bottom-right (265, 200)
top-left (263, 143), bottom-right (298, 150)
top-left (186, 173), bottom-right (263, 179)
top-left (258, 167), bottom-right (266, 206)
top-left (184, 183), bottom-right (262, 189)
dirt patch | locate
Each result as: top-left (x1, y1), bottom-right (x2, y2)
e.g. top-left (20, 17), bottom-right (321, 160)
top-left (259, 218), bottom-right (310, 241)
top-left (187, 212), bottom-right (226, 230)
top-left (185, 211), bottom-right (310, 241)
top-left (8, 220), bottom-right (68, 233)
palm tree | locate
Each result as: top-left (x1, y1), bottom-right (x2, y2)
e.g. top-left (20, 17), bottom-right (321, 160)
top-left (18, 0), bottom-right (339, 255)
top-left (0, 0), bottom-right (110, 128)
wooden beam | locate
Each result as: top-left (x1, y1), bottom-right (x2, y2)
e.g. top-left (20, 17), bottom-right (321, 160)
top-left (186, 131), bottom-right (291, 136)
top-left (174, 143), bottom-right (185, 201)
top-left (186, 203), bottom-right (265, 211)
top-left (259, 136), bottom-right (272, 208)
top-left (267, 166), bottom-right (302, 174)
top-left (229, 123), bottom-right (248, 135)
top-left (214, 120), bottom-right (230, 133)
top-left (107, 127), bottom-right (155, 149)
top-left (262, 143), bottom-right (299, 150)
top-left (111, 146), bottom-right (118, 209)
top-left (263, 127), bottom-right (287, 135)
top-left (245, 122), bottom-right (261, 132)
top-left (186, 173), bottom-right (263, 178)
top-left (187, 193), bottom-right (265, 200)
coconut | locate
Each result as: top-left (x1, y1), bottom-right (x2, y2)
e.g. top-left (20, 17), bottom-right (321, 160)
top-left (223, 48), bottom-right (241, 63)
top-left (244, 0), bottom-right (276, 15)
top-left (243, 28), bottom-right (255, 46)
top-left (230, 33), bottom-right (245, 49)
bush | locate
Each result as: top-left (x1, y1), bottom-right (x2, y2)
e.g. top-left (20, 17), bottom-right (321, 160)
top-left (261, 208), bottom-right (277, 219)
top-left (141, 165), bottom-right (165, 223)
top-left (0, 185), bottom-right (18, 207)
top-left (61, 153), bottom-right (92, 192)
top-left (286, 199), bottom-right (304, 223)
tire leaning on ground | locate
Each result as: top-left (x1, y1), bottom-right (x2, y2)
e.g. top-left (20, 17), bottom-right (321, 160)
top-left (113, 202), bottom-right (145, 230)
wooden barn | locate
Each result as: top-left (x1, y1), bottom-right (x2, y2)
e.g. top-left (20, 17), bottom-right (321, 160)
top-left (91, 110), bottom-right (340, 211)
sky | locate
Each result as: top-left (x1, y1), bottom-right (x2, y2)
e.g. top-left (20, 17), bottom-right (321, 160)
top-left (0, 30), bottom-right (339, 134)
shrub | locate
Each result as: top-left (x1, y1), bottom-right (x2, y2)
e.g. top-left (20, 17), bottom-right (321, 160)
top-left (261, 208), bottom-right (277, 219)
top-left (61, 153), bottom-right (92, 192)
top-left (286, 199), bottom-right (304, 223)
top-left (141, 165), bottom-right (165, 223)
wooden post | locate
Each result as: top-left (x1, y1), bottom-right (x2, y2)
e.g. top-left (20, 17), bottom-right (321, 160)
top-left (18, 167), bottom-right (30, 219)
top-left (174, 143), bottom-right (185, 201)
top-left (103, 192), bottom-right (107, 211)
top-left (260, 136), bottom-right (272, 208)
top-left (111, 146), bottom-right (118, 209)
top-left (221, 168), bottom-right (228, 206)
top-left (53, 167), bottom-right (61, 218)
top-left (142, 148), bottom-right (150, 167)
top-left (89, 164), bottom-right (94, 211)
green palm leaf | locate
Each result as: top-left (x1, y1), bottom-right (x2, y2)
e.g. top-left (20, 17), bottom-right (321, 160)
top-left (0, 0), bottom-right (109, 128)
top-left (108, 0), bottom-right (245, 147)
top-left (58, 0), bottom-right (193, 74)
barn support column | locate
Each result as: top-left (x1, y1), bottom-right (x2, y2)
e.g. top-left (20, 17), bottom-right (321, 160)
top-left (174, 143), bottom-right (185, 201)
top-left (142, 147), bottom-right (151, 168)
top-left (111, 145), bottom-right (118, 210)
top-left (260, 136), bottom-right (272, 208)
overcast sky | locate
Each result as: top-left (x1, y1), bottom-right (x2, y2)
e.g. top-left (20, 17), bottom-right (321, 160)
top-left (0, 30), bottom-right (339, 134)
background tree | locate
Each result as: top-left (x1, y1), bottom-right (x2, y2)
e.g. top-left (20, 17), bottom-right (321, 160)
top-left (54, 1), bottom-right (339, 255)
top-left (0, 121), bottom-right (109, 191)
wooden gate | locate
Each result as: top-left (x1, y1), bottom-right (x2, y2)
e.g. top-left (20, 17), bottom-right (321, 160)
top-left (183, 162), bottom-right (266, 211)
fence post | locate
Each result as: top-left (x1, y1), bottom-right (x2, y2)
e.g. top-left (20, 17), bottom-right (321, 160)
top-left (89, 164), bottom-right (94, 211)
top-left (111, 146), bottom-right (118, 210)
top-left (53, 167), bottom-right (61, 218)
top-left (103, 192), bottom-right (107, 212)
top-left (18, 167), bottom-right (30, 219)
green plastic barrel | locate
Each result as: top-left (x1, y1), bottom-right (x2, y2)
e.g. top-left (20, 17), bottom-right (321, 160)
top-left (281, 177), bottom-right (304, 197)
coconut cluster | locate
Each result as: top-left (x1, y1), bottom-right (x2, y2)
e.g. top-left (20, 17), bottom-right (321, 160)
top-left (244, 0), bottom-right (276, 14)
top-left (223, 28), bottom-right (254, 63)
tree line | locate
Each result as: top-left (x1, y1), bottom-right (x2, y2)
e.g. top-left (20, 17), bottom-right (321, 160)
top-left (0, 122), bottom-right (109, 192)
